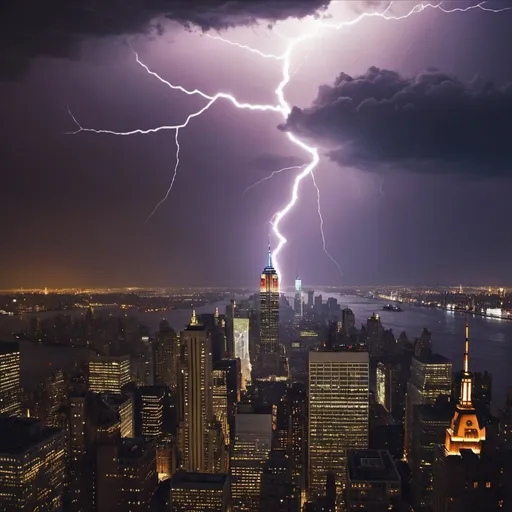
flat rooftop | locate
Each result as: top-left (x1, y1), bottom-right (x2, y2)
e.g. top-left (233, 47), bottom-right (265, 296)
top-left (0, 341), bottom-right (19, 354)
top-left (415, 352), bottom-right (450, 364)
top-left (347, 449), bottom-right (400, 483)
top-left (171, 471), bottom-right (228, 490)
top-left (0, 417), bottom-right (62, 455)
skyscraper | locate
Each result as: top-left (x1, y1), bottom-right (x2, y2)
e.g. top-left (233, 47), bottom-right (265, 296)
top-left (294, 274), bottom-right (303, 318)
top-left (0, 341), bottom-right (21, 417)
top-left (259, 243), bottom-right (279, 355)
top-left (155, 320), bottom-right (178, 389)
top-left (341, 308), bottom-right (355, 334)
top-left (443, 320), bottom-right (486, 456)
top-left (170, 472), bottom-right (231, 511)
top-left (405, 338), bottom-right (452, 461)
top-left (0, 417), bottom-right (66, 510)
top-left (366, 313), bottom-right (383, 357)
top-left (432, 320), bottom-right (498, 512)
top-left (178, 310), bottom-right (213, 472)
top-left (96, 438), bottom-right (157, 511)
top-left (308, 350), bottom-right (369, 501)
top-left (89, 354), bottom-right (131, 394)
top-left (307, 290), bottom-right (314, 309)
top-left (140, 386), bottom-right (165, 438)
top-left (230, 408), bottom-right (273, 510)
top-left (212, 368), bottom-right (230, 445)
top-left (233, 318), bottom-right (251, 390)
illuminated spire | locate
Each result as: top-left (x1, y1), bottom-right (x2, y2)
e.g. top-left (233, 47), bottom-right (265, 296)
top-left (460, 316), bottom-right (472, 408)
top-left (267, 240), bottom-right (273, 268)
top-left (444, 316), bottom-right (485, 455)
top-left (464, 316), bottom-right (470, 374)
top-left (190, 309), bottom-right (198, 326)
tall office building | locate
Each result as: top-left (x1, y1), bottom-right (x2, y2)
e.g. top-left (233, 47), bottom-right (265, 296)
top-left (225, 300), bottom-right (237, 357)
top-left (307, 290), bottom-right (314, 309)
top-left (214, 358), bottom-right (241, 444)
top-left (294, 275), bottom-right (303, 318)
top-left (410, 399), bottom-right (453, 511)
top-left (0, 341), bottom-right (21, 417)
top-left (96, 438), bottom-right (157, 511)
top-left (212, 368), bottom-right (230, 445)
top-left (260, 450), bottom-right (300, 512)
top-left (259, 243), bottom-right (279, 355)
top-left (230, 409), bottom-right (273, 510)
top-left (233, 318), bottom-right (251, 390)
top-left (404, 339), bottom-right (452, 461)
top-left (156, 435), bottom-right (176, 481)
top-left (376, 361), bottom-right (393, 412)
top-left (178, 310), bottom-right (213, 472)
top-left (366, 313), bottom-right (383, 356)
top-left (341, 308), bottom-right (355, 334)
top-left (89, 354), bottom-right (131, 394)
top-left (155, 320), bottom-right (178, 389)
top-left (289, 383), bottom-right (307, 496)
top-left (102, 393), bottom-right (134, 438)
top-left (432, 321), bottom-right (498, 512)
top-left (345, 450), bottom-right (401, 511)
top-left (308, 350), bottom-right (369, 500)
top-left (140, 386), bottom-right (165, 438)
top-left (0, 417), bottom-right (66, 510)
top-left (170, 471), bottom-right (231, 511)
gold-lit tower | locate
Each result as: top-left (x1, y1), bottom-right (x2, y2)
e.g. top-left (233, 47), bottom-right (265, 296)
top-left (444, 318), bottom-right (485, 455)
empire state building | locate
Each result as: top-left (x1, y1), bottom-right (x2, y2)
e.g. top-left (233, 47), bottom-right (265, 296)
top-left (259, 244), bottom-right (279, 355)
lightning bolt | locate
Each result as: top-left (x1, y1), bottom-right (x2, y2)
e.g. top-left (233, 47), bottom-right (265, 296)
top-left (242, 164), bottom-right (306, 196)
top-left (311, 170), bottom-right (343, 276)
top-left (69, 1), bottom-right (510, 285)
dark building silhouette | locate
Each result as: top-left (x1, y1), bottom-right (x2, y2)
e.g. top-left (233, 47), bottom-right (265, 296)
top-left (345, 449), bottom-right (401, 511)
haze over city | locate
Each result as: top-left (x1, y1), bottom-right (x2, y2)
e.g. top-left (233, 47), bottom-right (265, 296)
top-left (2, 3), bottom-right (512, 511)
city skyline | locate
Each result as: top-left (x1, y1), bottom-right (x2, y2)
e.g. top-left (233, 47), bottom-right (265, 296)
top-left (2, 1), bottom-right (512, 288)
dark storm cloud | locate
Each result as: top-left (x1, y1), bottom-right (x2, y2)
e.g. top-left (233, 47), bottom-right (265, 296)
top-left (281, 67), bottom-right (512, 175)
top-left (0, 0), bottom-right (329, 80)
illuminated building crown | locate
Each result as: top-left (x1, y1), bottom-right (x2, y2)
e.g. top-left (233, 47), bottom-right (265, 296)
top-left (444, 318), bottom-right (485, 455)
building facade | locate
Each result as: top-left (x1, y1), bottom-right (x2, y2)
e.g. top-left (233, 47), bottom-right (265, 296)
top-left (178, 311), bottom-right (213, 472)
top-left (230, 410), bottom-right (273, 510)
top-left (345, 449), bottom-right (401, 511)
top-left (0, 417), bottom-right (66, 510)
top-left (259, 244), bottom-right (279, 356)
top-left (89, 354), bottom-right (131, 394)
top-left (233, 317), bottom-right (251, 390)
top-left (405, 350), bottom-right (452, 460)
top-left (170, 471), bottom-right (231, 511)
top-left (0, 341), bottom-right (21, 417)
top-left (308, 350), bottom-right (369, 500)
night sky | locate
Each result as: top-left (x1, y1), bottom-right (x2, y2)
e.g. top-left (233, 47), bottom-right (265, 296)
top-left (1, 0), bottom-right (512, 289)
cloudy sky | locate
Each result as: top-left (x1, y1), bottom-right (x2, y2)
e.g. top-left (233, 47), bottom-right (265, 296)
top-left (1, 0), bottom-right (511, 289)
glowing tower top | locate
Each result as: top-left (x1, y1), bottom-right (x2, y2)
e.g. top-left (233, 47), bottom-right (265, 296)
top-left (260, 242), bottom-right (279, 355)
top-left (444, 318), bottom-right (485, 455)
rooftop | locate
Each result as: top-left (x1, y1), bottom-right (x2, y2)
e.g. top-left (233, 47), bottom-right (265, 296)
top-left (416, 402), bottom-right (454, 423)
top-left (415, 352), bottom-right (451, 364)
top-left (347, 449), bottom-right (400, 483)
top-left (0, 340), bottom-right (19, 355)
top-left (0, 417), bottom-right (62, 455)
top-left (117, 438), bottom-right (152, 459)
top-left (170, 471), bottom-right (229, 490)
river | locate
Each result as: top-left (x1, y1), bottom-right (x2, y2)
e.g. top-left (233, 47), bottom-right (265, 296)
top-left (324, 294), bottom-right (512, 410)
top-left (1, 294), bottom-right (511, 410)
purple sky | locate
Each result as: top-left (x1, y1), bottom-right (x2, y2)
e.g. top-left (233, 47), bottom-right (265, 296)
top-left (1, 1), bottom-right (511, 289)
